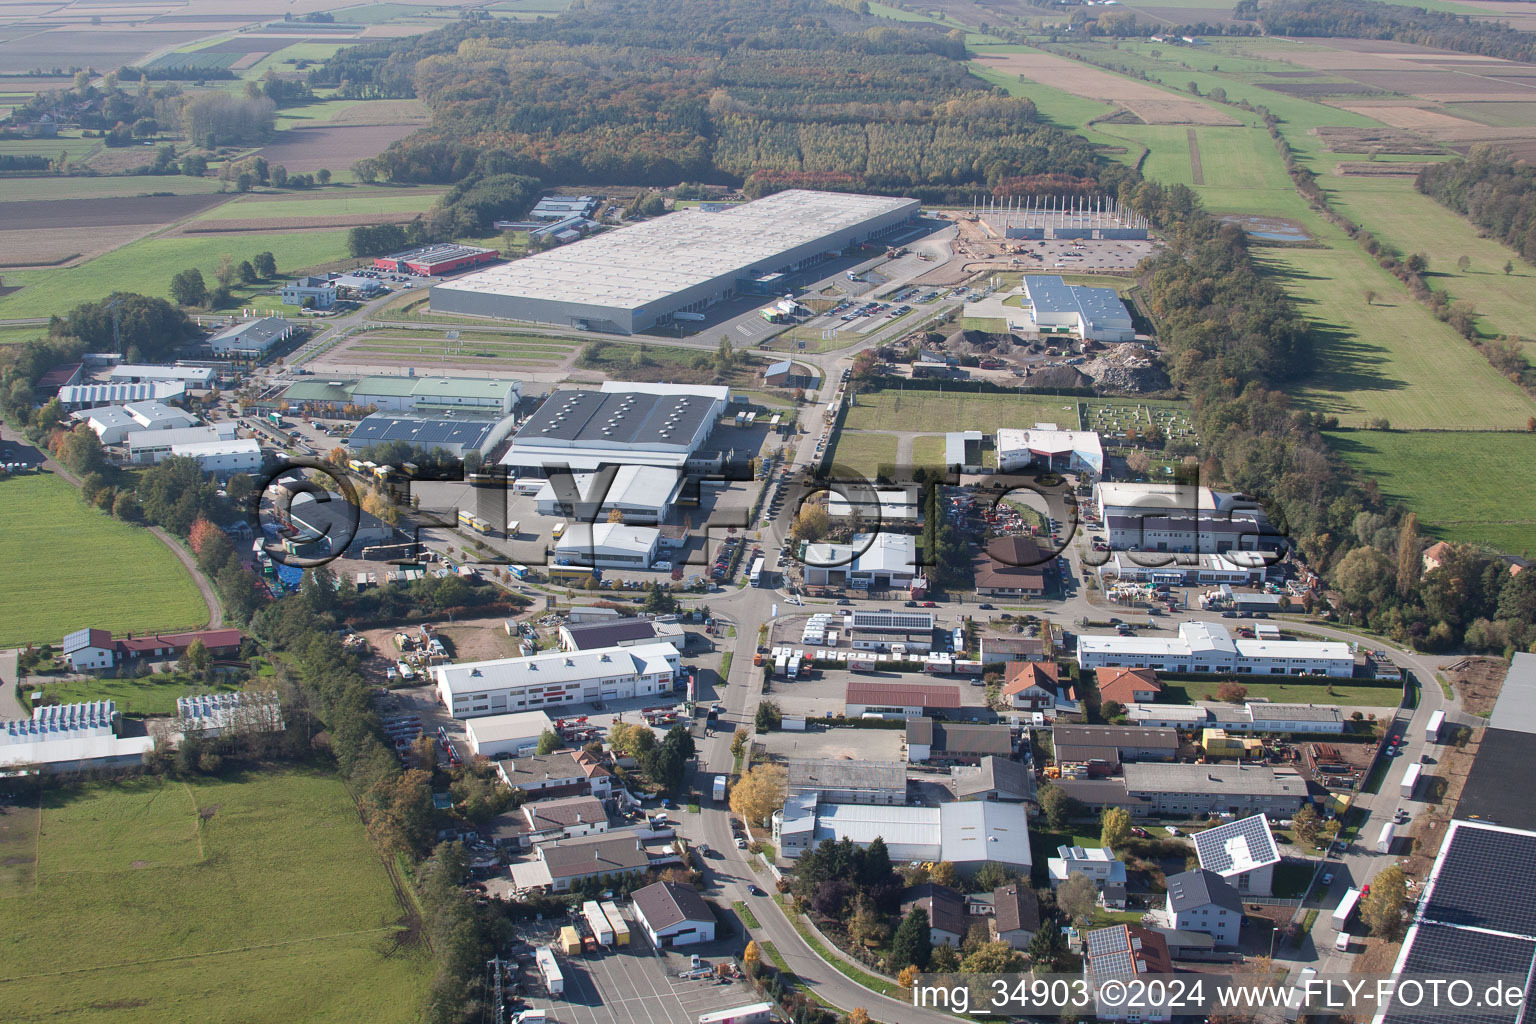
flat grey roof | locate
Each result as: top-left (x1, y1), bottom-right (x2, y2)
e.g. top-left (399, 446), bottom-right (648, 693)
top-left (433, 189), bottom-right (918, 311)
top-left (1123, 763), bottom-right (1308, 798)
top-left (1490, 652), bottom-right (1536, 735)
top-left (786, 758), bottom-right (906, 794)
top-left (347, 411), bottom-right (500, 450)
top-left (514, 388), bottom-right (714, 447)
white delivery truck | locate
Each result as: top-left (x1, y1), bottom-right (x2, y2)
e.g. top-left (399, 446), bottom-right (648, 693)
top-left (583, 900), bottom-right (614, 946)
top-left (1377, 821), bottom-right (1397, 854)
top-left (1401, 761), bottom-right (1423, 798)
top-left (713, 775), bottom-right (727, 802)
top-left (1332, 887), bottom-right (1362, 930)
top-left (1426, 708), bottom-right (1445, 743)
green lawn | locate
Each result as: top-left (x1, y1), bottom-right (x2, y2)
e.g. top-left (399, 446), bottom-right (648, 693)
top-left (345, 329), bottom-right (578, 365)
top-left (910, 434), bottom-right (948, 466)
top-left (0, 230), bottom-right (351, 319)
top-left (194, 189), bottom-right (442, 221)
top-left (29, 672), bottom-right (243, 716)
top-left (843, 391), bottom-right (1083, 432)
top-left (0, 323), bottom-right (48, 346)
top-left (0, 770), bottom-right (430, 1023)
top-left (823, 431), bottom-right (898, 478)
top-left (1162, 679), bottom-right (1402, 707)
top-left (0, 472), bottom-right (207, 648)
top-left (2, 176), bottom-right (229, 202)
top-left (733, 900), bottom-right (762, 929)
top-left (1326, 429), bottom-right (1536, 555)
top-left (1327, 175), bottom-right (1536, 347)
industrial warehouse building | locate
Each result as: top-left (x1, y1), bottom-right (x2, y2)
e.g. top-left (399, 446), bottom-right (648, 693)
top-left (1095, 482), bottom-right (1279, 556)
top-left (464, 710), bottom-right (556, 758)
top-left (170, 438), bottom-right (262, 476)
top-left (1021, 275), bottom-right (1135, 342)
top-left (552, 522), bottom-right (662, 568)
top-left (502, 382), bottom-right (729, 474)
top-left (345, 411), bottom-right (514, 459)
top-left (350, 375), bottom-right (521, 415)
top-left (432, 642), bottom-right (680, 719)
top-left (996, 425), bottom-right (1104, 475)
top-left (374, 243), bottom-right (499, 276)
top-left (207, 316), bottom-right (294, 358)
top-left (1076, 621), bottom-right (1355, 677)
top-left (773, 794), bottom-right (1030, 873)
top-left (533, 464), bottom-right (686, 525)
top-left (430, 190), bottom-right (921, 334)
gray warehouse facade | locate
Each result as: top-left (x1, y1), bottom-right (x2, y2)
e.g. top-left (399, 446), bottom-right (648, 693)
top-left (429, 189), bottom-right (921, 334)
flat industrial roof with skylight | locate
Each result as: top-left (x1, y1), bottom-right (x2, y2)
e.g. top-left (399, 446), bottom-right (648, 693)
top-left (429, 189), bottom-right (920, 334)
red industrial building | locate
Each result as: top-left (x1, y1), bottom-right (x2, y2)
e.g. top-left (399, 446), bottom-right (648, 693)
top-left (374, 243), bottom-right (500, 276)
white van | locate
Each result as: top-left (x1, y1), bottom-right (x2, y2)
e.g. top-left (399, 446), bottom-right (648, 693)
top-left (1335, 932), bottom-right (1351, 952)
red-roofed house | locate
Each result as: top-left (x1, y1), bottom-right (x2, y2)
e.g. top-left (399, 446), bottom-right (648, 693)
top-left (1095, 667), bottom-right (1162, 705)
top-left (61, 627), bottom-right (243, 671)
top-left (1001, 661), bottom-right (1062, 710)
top-left (1422, 541), bottom-right (1455, 573)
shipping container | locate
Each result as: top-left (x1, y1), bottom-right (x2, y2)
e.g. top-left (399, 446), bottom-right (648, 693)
top-left (557, 927), bottom-right (581, 956)
top-left (537, 947), bottom-right (566, 994)
top-left (600, 901), bottom-right (629, 946)
top-left (583, 900), bottom-right (614, 946)
top-left (713, 775), bottom-right (727, 801)
top-left (1401, 761), bottom-right (1422, 798)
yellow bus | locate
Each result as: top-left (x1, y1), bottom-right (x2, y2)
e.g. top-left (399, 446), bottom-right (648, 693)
top-left (457, 510), bottom-right (494, 535)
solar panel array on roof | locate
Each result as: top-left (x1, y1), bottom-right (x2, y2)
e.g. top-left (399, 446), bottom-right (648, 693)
top-left (1386, 924), bottom-right (1533, 1024)
top-left (1423, 825), bottom-right (1536, 936)
top-left (1193, 814), bottom-right (1281, 877)
top-left (346, 413), bottom-right (497, 452)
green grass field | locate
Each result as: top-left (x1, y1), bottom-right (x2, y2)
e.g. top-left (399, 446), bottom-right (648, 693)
top-left (193, 189), bottom-right (441, 221)
top-left (345, 329), bottom-right (577, 365)
top-left (824, 431), bottom-right (898, 477)
top-left (0, 770), bottom-right (430, 1024)
top-left (30, 673), bottom-right (243, 716)
top-left (0, 472), bottom-right (207, 647)
top-left (1326, 429), bottom-right (1536, 555)
top-left (1326, 175), bottom-right (1536, 346)
top-left (844, 390), bottom-right (1083, 432)
top-left (0, 135), bottom-right (100, 161)
top-left (910, 434), bottom-right (947, 466)
top-left (0, 324), bottom-right (48, 346)
top-left (0, 230), bottom-right (351, 319)
top-left (2, 177), bottom-right (229, 202)
top-left (1163, 679), bottom-right (1402, 707)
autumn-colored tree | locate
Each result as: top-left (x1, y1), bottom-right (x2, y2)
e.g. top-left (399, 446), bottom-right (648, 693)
top-left (928, 860), bottom-right (960, 889)
top-left (607, 507), bottom-right (625, 524)
top-left (897, 964), bottom-right (921, 994)
top-left (742, 940), bottom-right (762, 975)
top-left (729, 763), bottom-right (787, 827)
top-left (731, 728), bottom-right (749, 761)
top-left (848, 1009), bottom-right (870, 1024)
top-left (1216, 681), bottom-right (1249, 703)
top-left (1100, 807), bottom-right (1131, 849)
top-left (189, 516), bottom-right (222, 558)
top-left (1362, 864), bottom-right (1408, 938)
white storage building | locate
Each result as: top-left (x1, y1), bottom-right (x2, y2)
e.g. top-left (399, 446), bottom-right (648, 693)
top-left (630, 880), bottom-right (717, 948)
top-left (1095, 482), bottom-right (1279, 556)
top-left (502, 382), bottom-right (729, 474)
top-left (464, 710), bottom-right (556, 758)
top-left (432, 642), bottom-right (679, 719)
top-left (105, 364), bottom-right (216, 387)
top-left (553, 522), bottom-right (661, 568)
top-left (171, 438), bottom-right (262, 476)
top-left (207, 316), bottom-right (294, 357)
top-left (997, 425), bottom-right (1104, 475)
top-left (72, 400), bottom-right (197, 444)
top-left (127, 423), bottom-right (238, 464)
top-left (1076, 621), bottom-right (1354, 678)
top-left (534, 464), bottom-right (684, 525)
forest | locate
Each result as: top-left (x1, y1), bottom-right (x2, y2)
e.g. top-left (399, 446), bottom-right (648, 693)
top-left (1417, 146), bottom-right (1536, 262)
top-left (318, 0), bottom-right (1104, 191)
top-left (1259, 0), bottom-right (1536, 63)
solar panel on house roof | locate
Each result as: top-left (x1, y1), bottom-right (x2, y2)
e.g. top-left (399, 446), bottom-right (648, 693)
top-left (1193, 814), bottom-right (1280, 877)
top-left (1086, 927), bottom-right (1124, 956)
top-left (1423, 826), bottom-right (1536, 936)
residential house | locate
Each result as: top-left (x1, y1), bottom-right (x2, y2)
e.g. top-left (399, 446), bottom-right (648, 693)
top-left (1083, 925), bottom-right (1174, 1022)
top-left (980, 635), bottom-right (1048, 665)
top-left (1095, 667), bottom-right (1162, 705)
top-left (1161, 869), bottom-right (1242, 948)
top-left (630, 881), bottom-right (716, 948)
top-left (509, 829), bottom-right (663, 892)
top-left (1001, 661), bottom-right (1062, 710)
top-left (992, 884), bottom-right (1041, 950)
top-left (902, 883), bottom-right (967, 947)
top-left (522, 795), bottom-right (609, 842)
top-left (61, 627), bottom-right (242, 671)
top-left (282, 276), bottom-right (338, 309)
top-left (495, 750), bottom-right (614, 801)
top-left (1192, 814), bottom-right (1279, 896)
top-left (1048, 845), bottom-right (1128, 909)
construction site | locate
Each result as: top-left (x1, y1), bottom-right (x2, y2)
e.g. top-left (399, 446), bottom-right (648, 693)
top-left (973, 194), bottom-right (1150, 240)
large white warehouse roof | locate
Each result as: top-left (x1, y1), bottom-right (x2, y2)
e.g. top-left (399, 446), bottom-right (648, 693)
top-left (433, 190), bottom-right (918, 311)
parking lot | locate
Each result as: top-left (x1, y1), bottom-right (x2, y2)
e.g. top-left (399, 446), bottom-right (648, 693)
top-left (756, 724), bottom-right (903, 762)
top-left (510, 914), bottom-right (755, 1024)
top-left (762, 662), bottom-right (993, 720)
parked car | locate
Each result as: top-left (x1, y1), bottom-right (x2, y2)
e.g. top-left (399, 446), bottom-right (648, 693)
top-left (836, 598), bottom-right (852, 606)
top-left (1321, 873), bottom-right (1335, 886)
top-left (748, 885), bottom-right (766, 897)
top-left (735, 837), bottom-right (748, 849)
top-left (1131, 827), bottom-right (1149, 839)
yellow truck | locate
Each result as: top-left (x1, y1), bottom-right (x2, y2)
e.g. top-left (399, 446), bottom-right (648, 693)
top-left (558, 926), bottom-right (581, 956)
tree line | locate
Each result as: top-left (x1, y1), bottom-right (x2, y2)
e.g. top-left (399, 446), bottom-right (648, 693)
top-left (1418, 146), bottom-right (1536, 264)
top-left (317, 0), bottom-right (1112, 192)
top-left (1260, 0), bottom-right (1536, 64)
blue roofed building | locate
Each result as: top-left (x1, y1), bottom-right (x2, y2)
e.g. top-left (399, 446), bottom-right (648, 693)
top-left (345, 410), bottom-right (517, 458)
top-left (1022, 275), bottom-right (1134, 342)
